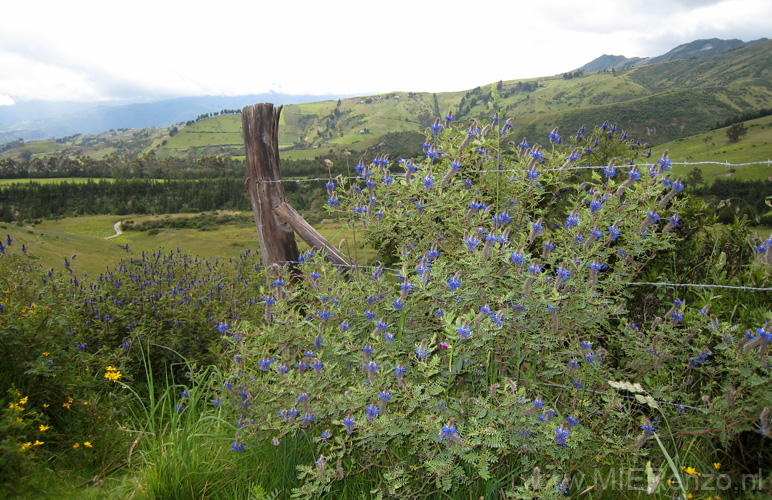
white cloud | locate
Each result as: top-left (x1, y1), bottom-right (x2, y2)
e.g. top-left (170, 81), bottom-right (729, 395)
top-left (0, 0), bottom-right (769, 102)
top-left (0, 94), bottom-right (14, 106)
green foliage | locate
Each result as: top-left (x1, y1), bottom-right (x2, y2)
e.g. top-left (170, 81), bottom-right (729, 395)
top-left (218, 119), bottom-right (772, 498)
top-left (726, 123), bottom-right (748, 143)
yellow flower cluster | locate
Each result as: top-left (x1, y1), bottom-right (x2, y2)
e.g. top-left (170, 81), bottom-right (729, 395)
top-left (8, 395), bottom-right (27, 412)
top-left (681, 465), bottom-right (701, 476)
top-left (18, 441), bottom-right (44, 451)
top-left (62, 396), bottom-right (74, 409)
top-left (104, 366), bottom-right (122, 383)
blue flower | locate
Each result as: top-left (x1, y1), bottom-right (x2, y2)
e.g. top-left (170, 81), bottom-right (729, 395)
top-left (343, 416), bottom-right (356, 434)
top-left (555, 424), bottom-right (570, 447)
top-left (430, 119), bottom-right (443, 137)
top-left (422, 175), bottom-right (434, 190)
top-left (608, 223), bottom-right (621, 242)
top-left (438, 423), bottom-right (459, 443)
top-left (565, 211), bottom-right (579, 229)
top-left (311, 359), bottom-right (323, 373)
top-left (232, 441), bottom-right (245, 452)
top-left (366, 403), bottom-right (379, 422)
top-left (566, 416), bottom-right (579, 428)
top-left (379, 390), bottom-right (392, 402)
top-left (490, 310), bottom-right (504, 327)
top-left (365, 309), bottom-right (375, 320)
top-left (394, 363), bottom-right (406, 378)
top-left (457, 322), bottom-right (471, 340)
top-left (415, 345), bottom-right (429, 360)
top-left (528, 262), bottom-right (542, 275)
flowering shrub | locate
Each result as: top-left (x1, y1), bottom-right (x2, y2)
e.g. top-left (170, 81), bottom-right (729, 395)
top-left (221, 119), bottom-right (771, 498)
top-left (0, 246), bottom-right (264, 485)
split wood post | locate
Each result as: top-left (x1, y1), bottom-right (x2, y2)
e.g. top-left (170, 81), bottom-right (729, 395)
top-left (242, 103), bottom-right (300, 269)
top-left (242, 103), bottom-right (353, 272)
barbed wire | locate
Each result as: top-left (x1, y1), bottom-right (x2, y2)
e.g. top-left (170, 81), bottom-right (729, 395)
top-left (263, 160), bottom-right (772, 184)
top-left (277, 261), bottom-right (772, 292)
top-left (627, 282), bottom-right (772, 292)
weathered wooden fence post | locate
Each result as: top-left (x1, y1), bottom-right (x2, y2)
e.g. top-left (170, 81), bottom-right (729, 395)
top-left (242, 103), bottom-right (353, 271)
top-left (242, 103), bottom-right (300, 269)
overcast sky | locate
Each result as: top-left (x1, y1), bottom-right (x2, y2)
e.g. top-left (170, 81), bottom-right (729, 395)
top-left (1, 0), bottom-right (770, 105)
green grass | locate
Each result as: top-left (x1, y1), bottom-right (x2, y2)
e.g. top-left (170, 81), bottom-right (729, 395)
top-left (653, 114), bottom-right (772, 184)
top-left (2, 212), bottom-right (372, 277)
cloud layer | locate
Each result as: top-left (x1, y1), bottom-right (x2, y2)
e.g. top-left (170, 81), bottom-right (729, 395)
top-left (1, 0), bottom-right (769, 103)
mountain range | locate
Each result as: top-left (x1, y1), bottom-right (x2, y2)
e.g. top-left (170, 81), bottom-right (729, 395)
top-left (578, 37), bottom-right (768, 72)
top-left (1, 36), bottom-right (771, 162)
top-left (0, 93), bottom-right (352, 144)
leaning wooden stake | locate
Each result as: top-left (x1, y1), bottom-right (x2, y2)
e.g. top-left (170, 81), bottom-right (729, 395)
top-left (242, 103), bottom-right (299, 269)
top-left (274, 202), bottom-right (352, 269)
top-left (242, 103), bottom-right (352, 271)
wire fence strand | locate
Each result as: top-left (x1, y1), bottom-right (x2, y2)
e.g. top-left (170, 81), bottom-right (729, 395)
top-left (261, 160), bottom-right (772, 184)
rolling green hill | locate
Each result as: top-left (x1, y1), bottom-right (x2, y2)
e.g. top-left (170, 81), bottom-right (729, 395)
top-left (3, 39), bottom-right (772, 165)
top-left (652, 114), bottom-right (772, 184)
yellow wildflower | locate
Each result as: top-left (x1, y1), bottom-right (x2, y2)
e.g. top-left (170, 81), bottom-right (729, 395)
top-left (19, 442), bottom-right (32, 451)
top-left (72, 442), bottom-right (80, 449)
top-left (42, 352), bottom-right (49, 356)
top-left (713, 462), bottom-right (721, 471)
top-left (39, 424), bottom-right (50, 432)
top-left (683, 466), bottom-right (700, 476)
top-left (33, 440), bottom-right (44, 446)
top-left (104, 367), bottom-right (122, 383)
top-left (18, 396), bottom-right (28, 405)
top-left (42, 403), bottom-right (49, 408)
top-left (83, 401), bottom-right (88, 406)
top-left (83, 441), bottom-right (92, 448)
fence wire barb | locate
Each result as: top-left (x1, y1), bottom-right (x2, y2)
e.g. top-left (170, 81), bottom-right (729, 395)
top-left (627, 282), bottom-right (772, 292)
top-left (277, 261), bottom-right (771, 292)
top-left (258, 160), bottom-right (772, 184)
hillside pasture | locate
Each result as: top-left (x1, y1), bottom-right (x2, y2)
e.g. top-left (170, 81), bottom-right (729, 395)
top-left (3, 212), bottom-right (369, 277)
top-left (654, 114), bottom-right (772, 184)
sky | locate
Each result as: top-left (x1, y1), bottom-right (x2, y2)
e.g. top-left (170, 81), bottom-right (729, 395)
top-left (1, 0), bottom-right (770, 105)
